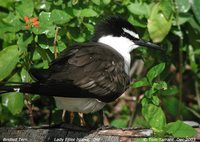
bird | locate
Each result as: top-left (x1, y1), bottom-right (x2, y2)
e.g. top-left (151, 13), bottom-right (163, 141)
top-left (0, 16), bottom-right (163, 114)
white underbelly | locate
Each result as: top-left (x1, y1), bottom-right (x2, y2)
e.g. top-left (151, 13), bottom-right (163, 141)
top-left (54, 97), bottom-right (106, 114)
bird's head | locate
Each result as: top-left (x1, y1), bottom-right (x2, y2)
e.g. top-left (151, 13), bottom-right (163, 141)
top-left (92, 16), bottom-right (162, 53)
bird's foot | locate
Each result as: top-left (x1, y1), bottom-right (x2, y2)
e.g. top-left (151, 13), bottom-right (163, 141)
top-left (96, 125), bottom-right (116, 131)
top-left (48, 122), bottom-right (90, 132)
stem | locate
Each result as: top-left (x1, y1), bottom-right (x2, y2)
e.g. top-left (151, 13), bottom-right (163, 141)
top-left (24, 94), bottom-right (35, 126)
top-left (173, 0), bottom-right (183, 119)
top-left (53, 27), bottom-right (60, 59)
top-left (195, 80), bottom-right (200, 108)
top-left (128, 94), bottom-right (140, 127)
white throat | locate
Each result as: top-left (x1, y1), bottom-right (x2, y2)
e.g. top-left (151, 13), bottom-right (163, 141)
top-left (98, 35), bottom-right (139, 74)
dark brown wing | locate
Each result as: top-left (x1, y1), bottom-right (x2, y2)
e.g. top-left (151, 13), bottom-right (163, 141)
top-left (32, 42), bottom-right (130, 102)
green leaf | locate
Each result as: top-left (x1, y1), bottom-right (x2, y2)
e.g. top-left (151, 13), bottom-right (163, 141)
top-left (163, 97), bottom-right (190, 118)
top-left (147, 4), bottom-right (172, 43)
top-left (191, 0), bottom-right (200, 25)
top-left (144, 89), bottom-right (156, 98)
top-left (147, 63), bottom-right (166, 84)
top-left (142, 104), bottom-right (166, 132)
top-left (83, 23), bottom-right (94, 33)
top-left (51, 9), bottom-right (72, 25)
top-left (2, 92), bottom-right (24, 115)
top-left (135, 138), bottom-right (162, 142)
top-left (142, 103), bottom-right (166, 132)
top-left (20, 68), bottom-right (32, 82)
top-left (152, 81), bottom-right (167, 90)
top-left (160, 86), bottom-right (178, 96)
top-left (132, 77), bottom-right (150, 88)
top-left (2, 33), bottom-right (16, 43)
top-left (1, 73), bottom-right (24, 115)
top-left (33, 12), bottom-right (55, 38)
top-left (127, 2), bottom-right (149, 17)
top-left (1, 12), bottom-right (23, 33)
top-left (15, 0), bottom-right (34, 17)
top-left (159, 0), bottom-right (173, 20)
top-left (38, 35), bottom-right (54, 50)
top-left (92, 0), bottom-right (100, 5)
top-left (102, 0), bottom-right (111, 5)
top-left (128, 15), bottom-right (146, 28)
top-left (177, 13), bottom-right (191, 25)
top-left (111, 115), bottom-right (128, 128)
top-left (175, 0), bottom-right (191, 13)
top-left (57, 40), bottom-right (67, 53)
top-left (152, 96), bottom-right (160, 106)
top-left (79, 9), bottom-right (98, 17)
top-left (165, 120), bottom-right (197, 138)
top-left (188, 45), bottom-right (198, 72)
top-left (17, 33), bottom-right (33, 52)
top-left (0, 0), bottom-right (13, 8)
top-left (0, 45), bottom-right (20, 81)
top-left (71, 0), bottom-right (78, 5)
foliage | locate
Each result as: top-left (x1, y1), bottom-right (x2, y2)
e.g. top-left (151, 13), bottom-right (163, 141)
top-left (0, 0), bottom-right (199, 138)
top-left (132, 63), bottom-right (197, 137)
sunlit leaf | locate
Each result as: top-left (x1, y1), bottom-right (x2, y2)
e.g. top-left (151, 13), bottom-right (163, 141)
top-left (1, 12), bottom-right (23, 33)
top-left (51, 9), bottom-right (72, 25)
top-left (132, 77), bottom-right (150, 88)
top-left (92, 0), bottom-right (100, 5)
top-left (165, 120), bottom-right (197, 138)
top-left (147, 63), bottom-right (166, 84)
top-left (127, 2), bottom-right (149, 17)
top-left (1, 73), bottom-right (24, 115)
top-left (32, 12), bottom-right (55, 38)
top-left (83, 23), bottom-right (94, 33)
top-left (191, 0), bottom-right (200, 24)
top-left (160, 86), bottom-right (178, 96)
top-left (175, 0), bottom-right (191, 13)
top-left (152, 81), bottom-right (167, 90)
top-left (142, 102), bottom-right (166, 132)
top-left (128, 15), bottom-right (146, 28)
top-left (16, 0), bottom-right (34, 17)
top-left (188, 45), bottom-right (198, 72)
top-left (148, 4), bottom-right (172, 43)
top-left (159, 0), bottom-right (173, 20)
top-left (0, 45), bottom-right (20, 81)
top-left (102, 0), bottom-right (111, 5)
top-left (79, 9), bottom-right (98, 17)
top-left (0, 0), bottom-right (13, 8)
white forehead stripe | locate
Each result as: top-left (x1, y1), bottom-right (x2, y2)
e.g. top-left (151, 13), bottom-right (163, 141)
top-left (122, 28), bottom-right (139, 39)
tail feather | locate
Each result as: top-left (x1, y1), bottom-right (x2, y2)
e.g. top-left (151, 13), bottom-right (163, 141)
top-left (0, 82), bottom-right (98, 99)
top-left (0, 82), bottom-right (35, 94)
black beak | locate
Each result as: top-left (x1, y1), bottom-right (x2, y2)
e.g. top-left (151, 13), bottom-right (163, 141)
top-left (134, 39), bottom-right (165, 51)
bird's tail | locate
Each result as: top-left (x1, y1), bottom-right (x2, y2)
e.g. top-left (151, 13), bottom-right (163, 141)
top-left (0, 82), bottom-right (37, 95)
top-left (0, 82), bottom-right (96, 98)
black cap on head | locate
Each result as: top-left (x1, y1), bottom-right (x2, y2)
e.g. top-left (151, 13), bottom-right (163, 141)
top-left (92, 16), bottom-right (164, 51)
top-left (92, 16), bottom-right (138, 42)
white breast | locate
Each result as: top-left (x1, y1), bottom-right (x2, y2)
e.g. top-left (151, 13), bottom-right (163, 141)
top-left (98, 35), bottom-right (139, 75)
top-left (54, 97), bottom-right (106, 113)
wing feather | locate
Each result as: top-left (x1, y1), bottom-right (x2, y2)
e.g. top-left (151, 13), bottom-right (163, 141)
top-left (43, 42), bottom-right (130, 102)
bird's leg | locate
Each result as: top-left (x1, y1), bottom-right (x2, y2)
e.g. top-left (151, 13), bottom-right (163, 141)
top-left (97, 110), bottom-right (113, 130)
top-left (62, 110), bottom-right (67, 122)
top-left (70, 111), bottom-right (75, 124)
top-left (78, 112), bottom-right (86, 126)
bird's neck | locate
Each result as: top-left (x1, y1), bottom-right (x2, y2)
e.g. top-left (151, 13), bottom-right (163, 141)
top-left (98, 35), bottom-right (138, 74)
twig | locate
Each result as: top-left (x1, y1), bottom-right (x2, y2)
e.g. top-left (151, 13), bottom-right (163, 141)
top-left (24, 94), bottom-right (35, 126)
top-left (173, 0), bottom-right (184, 119)
top-left (195, 80), bottom-right (200, 109)
top-left (53, 27), bottom-right (61, 59)
top-left (127, 60), bottom-right (144, 127)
